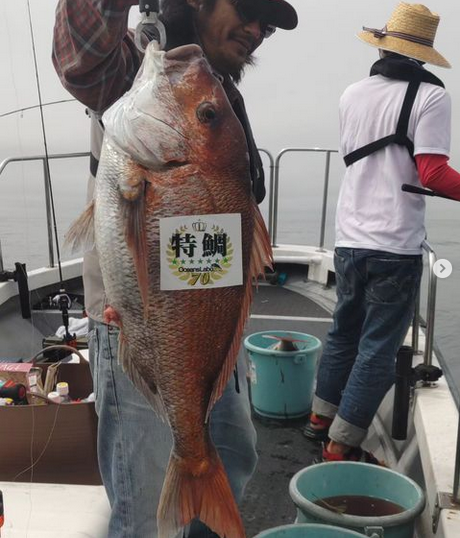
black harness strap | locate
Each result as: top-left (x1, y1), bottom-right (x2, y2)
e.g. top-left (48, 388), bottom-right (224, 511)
top-left (393, 79), bottom-right (421, 153)
top-left (344, 79), bottom-right (420, 167)
top-left (343, 56), bottom-right (444, 168)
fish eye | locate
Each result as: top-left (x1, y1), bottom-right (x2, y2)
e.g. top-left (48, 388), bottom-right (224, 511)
top-left (196, 102), bottom-right (217, 124)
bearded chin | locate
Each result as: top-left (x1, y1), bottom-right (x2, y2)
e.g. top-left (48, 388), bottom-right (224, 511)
top-left (230, 54), bottom-right (256, 84)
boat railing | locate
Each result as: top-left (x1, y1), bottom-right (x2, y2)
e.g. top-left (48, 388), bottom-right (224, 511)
top-left (0, 148), bottom-right (439, 367)
top-left (418, 240), bottom-right (438, 366)
top-left (0, 152), bottom-right (90, 268)
top-left (259, 147), bottom-right (338, 250)
top-left (0, 148), bottom-right (441, 369)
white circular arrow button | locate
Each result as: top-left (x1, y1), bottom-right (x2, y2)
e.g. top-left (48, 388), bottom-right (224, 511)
top-left (433, 259), bottom-right (452, 279)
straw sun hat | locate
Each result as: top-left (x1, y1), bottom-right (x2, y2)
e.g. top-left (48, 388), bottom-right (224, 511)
top-left (357, 2), bottom-right (451, 68)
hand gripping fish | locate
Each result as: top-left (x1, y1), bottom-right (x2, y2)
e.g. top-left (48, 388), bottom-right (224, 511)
top-left (67, 42), bottom-right (272, 538)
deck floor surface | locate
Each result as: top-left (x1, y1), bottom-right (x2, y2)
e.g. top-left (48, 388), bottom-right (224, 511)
top-left (241, 415), bottom-right (322, 536)
top-left (239, 281), bottom-right (332, 536)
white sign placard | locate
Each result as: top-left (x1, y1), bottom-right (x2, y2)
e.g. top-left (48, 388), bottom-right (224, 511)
top-left (159, 213), bottom-right (243, 290)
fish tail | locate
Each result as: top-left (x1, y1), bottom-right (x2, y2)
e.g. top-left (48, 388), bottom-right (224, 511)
top-left (158, 449), bottom-right (245, 538)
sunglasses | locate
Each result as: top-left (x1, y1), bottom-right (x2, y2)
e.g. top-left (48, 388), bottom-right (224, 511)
top-left (229, 0), bottom-right (277, 39)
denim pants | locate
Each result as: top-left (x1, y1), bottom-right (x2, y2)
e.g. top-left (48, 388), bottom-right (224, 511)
top-left (312, 248), bottom-right (422, 447)
top-left (88, 320), bottom-right (257, 538)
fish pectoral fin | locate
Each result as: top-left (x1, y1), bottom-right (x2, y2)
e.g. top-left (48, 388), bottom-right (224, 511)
top-left (119, 161), bottom-right (148, 201)
top-left (158, 448), bottom-right (245, 538)
top-left (205, 201), bottom-right (273, 421)
top-left (122, 194), bottom-right (149, 317)
top-left (118, 335), bottom-right (167, 420)
top-left (64, 200), bottom-right (95, 253)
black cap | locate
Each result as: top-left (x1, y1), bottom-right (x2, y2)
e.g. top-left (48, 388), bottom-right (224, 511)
top-left (261, 0), bottom-right (298, 30)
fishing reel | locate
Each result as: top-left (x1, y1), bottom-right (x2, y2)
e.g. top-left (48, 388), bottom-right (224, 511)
top-left (392, 346), bottom-right (443, 441)
top-left (53, 290), bottom-right (77, 346)
top-left (41, 291), bottom-right (79, 363)
top-left (413, 363), bottom-right (443, 384)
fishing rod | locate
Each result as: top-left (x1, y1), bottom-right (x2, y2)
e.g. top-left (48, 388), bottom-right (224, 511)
top-left (0, 99), bottom-right (76, 120)
top-left (24, 0), bottom-right (74, 344)
top-left (391, 182), bottom-right (454, 440)
top-left (402, 183), bottom-right (458, 201)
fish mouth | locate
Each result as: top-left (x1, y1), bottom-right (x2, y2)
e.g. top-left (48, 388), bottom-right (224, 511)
top-left (164, 44), bottom-right (204, 63)
top-left (164, 44), bottom-right (211, 83)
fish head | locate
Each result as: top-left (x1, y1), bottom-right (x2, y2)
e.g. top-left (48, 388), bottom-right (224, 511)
top-left (162, 44), bottom-right (249, 171)
top-left (102, 42), bottom-right (249, 173)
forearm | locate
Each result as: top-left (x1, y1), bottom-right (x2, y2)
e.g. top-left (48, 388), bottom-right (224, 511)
top-left (415, 154), bottom-right (460, 201)
top-left (52, 0), bottom-right (141, 113)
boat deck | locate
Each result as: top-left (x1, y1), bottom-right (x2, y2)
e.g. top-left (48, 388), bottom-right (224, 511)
top-left (241, 281), bottom-right (333, 536)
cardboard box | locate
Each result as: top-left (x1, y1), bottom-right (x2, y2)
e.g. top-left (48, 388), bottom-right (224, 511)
top-left (0, 362), bottom-right (101, 485)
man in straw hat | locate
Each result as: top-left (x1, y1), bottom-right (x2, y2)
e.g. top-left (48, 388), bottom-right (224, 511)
top-left (304, 2), bottom-right (460, 463)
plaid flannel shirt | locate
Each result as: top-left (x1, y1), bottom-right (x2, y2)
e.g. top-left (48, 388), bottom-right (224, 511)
top-left (52, 0), bottom-right (142, 113)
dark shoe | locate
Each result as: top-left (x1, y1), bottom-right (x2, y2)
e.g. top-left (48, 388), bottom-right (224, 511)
top-left (322, 444), bottom-right (386, 466)
top-left (303, 413), bottom-right (332, 441)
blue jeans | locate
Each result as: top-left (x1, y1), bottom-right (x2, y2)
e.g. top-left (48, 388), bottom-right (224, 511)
top-left (88, 320), bottom-right (257, 538)
top-left (312, 248), bottom-right (422, 447)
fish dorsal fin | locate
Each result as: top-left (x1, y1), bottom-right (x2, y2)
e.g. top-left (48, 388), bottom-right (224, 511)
top-left (118, 331), bottom-right (168, 420)
top-left (64, 200), bottom-right (95, 253)
top-left (205, 201), bottom-right (273, 420)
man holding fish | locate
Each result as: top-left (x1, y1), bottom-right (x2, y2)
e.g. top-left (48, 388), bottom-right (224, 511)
top-left (52, 1), bottom-right (297, 537)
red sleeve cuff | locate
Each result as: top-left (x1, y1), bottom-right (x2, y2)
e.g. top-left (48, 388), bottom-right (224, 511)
top-left (415, 154), bottom-right (460, 201)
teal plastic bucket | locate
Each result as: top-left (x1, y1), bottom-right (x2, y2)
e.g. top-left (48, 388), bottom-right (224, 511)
top-left (254, 523), bottom-right (369, 538)
top-left (289, 462), bottom-right (426, 538)
top-left (244, 330), bottom-right (322, 419)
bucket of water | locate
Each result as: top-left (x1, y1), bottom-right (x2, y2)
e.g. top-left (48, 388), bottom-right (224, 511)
top-left (254, 523), bottom-right (371, 538)
top-left (289, 462), bottom-right (425, 538)
top-left (243, 330), bottom-right (322, 419)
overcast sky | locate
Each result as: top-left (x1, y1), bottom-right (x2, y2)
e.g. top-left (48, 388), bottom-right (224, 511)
top-left (1, 1), bottom-right (459, 155)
